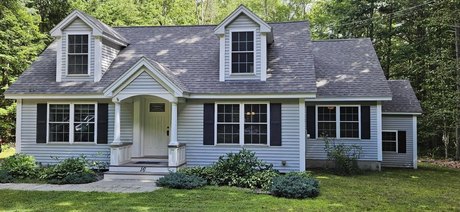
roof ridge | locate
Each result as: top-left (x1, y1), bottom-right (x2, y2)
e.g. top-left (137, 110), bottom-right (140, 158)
top-left (112, 20), bottom-right (309, 29)
top-left (313, 38), bottom-right (371, 42)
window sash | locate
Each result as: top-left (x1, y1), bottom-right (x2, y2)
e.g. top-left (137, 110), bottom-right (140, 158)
top-left (216, 104), bottom-right (240, 144)
top-left (244, 104), bottom-right (268, 145)
top-left (317, 106), bottom-right (361, 139)
top-left (231, 31), bottom-right (254, 74)
top-left (382, 131), bottom-right (398, 152)
top-left (67, 34), bottom-right (89, 75)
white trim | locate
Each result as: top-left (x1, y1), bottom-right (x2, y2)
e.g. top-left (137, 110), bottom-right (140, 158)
top-left (306, 97), bottom-right (392, 101)
top-left (214, 5), bottom-right (271, 35)
top-left (229, 29), bottom-right (257, 76)
top-left (219, 35), bottom-right (225, 82)
top-left (94, 36), bottom-right (102, 82)
top-left (315, 105), bottom-right (361, 139)
top-left (15, 99), bottom-right (22, 153)
top-left (132, 97), bottom-right (141, 157)
top-left (65, 32), bottom-right (91, 76)
top-left (214, 102), bottom-right (270, 146)
top-left (103, 57), bottom-right (184, 97)
top-left (169, 102), bottom-right (178, 146)
top-left (260, 33), bottom-right (267, 81)
top-left (413, 115), bottom-right (418, 169)
top-left (382, 130), bottom-right (398, 153)
top-left (113, 101), bottom-right (121, 143)
top-left (377, 103), bottom-right (383, 161)
top-left (299, 99), bottom-right (306, 171)
top-left (4, 94), bottom-right (106, 100)
top-left (50, 11), bottom-right (103, 37)
top-left (56, 38), bottom-right (62, 82)
top-left (189, 93), bottom-right (316, 99)
top-left (382, 112), bottom-right (422, 115)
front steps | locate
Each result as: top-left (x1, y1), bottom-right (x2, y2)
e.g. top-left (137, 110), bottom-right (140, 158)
top-left (104, 158), bottom-right (173, 181)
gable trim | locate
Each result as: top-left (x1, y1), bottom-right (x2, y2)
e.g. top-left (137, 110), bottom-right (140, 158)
top-left (103, 57), bottom-right (184, 98)
top-left (50, 11), bottom-right (103, 37)
top-left (214, 5), bottom-right (271, 35)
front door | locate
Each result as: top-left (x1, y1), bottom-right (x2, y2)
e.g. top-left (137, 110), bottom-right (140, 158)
top-left (143, 100), bottom-right (170, 156)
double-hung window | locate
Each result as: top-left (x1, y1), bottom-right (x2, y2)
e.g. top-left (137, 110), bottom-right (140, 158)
top-left (67, 34), bottom-right (89, 75)
top-left (382, 131), bottom-right (397, 152)
top-left (231, 31), bottom-right (254, 74)
top-left (216, 103), bottom-right (269, 145)
top-left (48, 103), bottom-right (96, 143)
top-left (317, 106), bottom-right (360, 139)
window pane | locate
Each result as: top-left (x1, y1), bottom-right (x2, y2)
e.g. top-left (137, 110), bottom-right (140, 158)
top-left (49, 104), bottom-right (70, 142)
top-left (318, 107), bottom-right (336, 121)
top-left (244, 104), bottom-right (268, 144)
top-left (318, 122), bottom-right (336, 137)
top-left (231, 32), bottom-right (254, 73)
top-left (68, 35), bottom-right (88, 53)
top-left (74, 104), bottom-right (95, 142)
top-left (383, 132), bottom-right (397, 141)
top-left (340, 107), bottom-right (359, 121)
top-left (217, 104), bottom-right (240, 144)
top-left (340, 122), bottom-right (359, 138)
top-left (68, 55), bottom-right (88, 74)
top-left (383, 142), bottom-right (396, 151)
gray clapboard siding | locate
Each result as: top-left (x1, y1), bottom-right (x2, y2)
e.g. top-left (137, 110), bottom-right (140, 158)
top-left (20, 100), bottom-right (111, 164)
top-left (120, 102), bottom-right (133, 141)
top-left (306, 105), bottom-right (379, 161)
top-left (224, 14), bottom-right (261, 80)
top-left (177, 100), bottom-right (300, 172)
top-left (116, 71), bottom-right (170, 96)
top-left (382, 115), bottom-right (414, 168)
top-left (101, 40), bottom-right (120, 75)
top-left (61, 18), bottom-right (95, 82)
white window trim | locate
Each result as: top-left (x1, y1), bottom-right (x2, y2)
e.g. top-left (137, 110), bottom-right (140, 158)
top-left (214, 102), bottom-right (270, 146)
top-left (229, 29), bottom-right (257, 76)
top-left (316, 105), bottom-right (361, 139)
top-left (382, 130), bottom-right (398, 153)
top-left (66, 32), bottom-right (91, 76)
top-left (46, 102), bottom-right (98, 144)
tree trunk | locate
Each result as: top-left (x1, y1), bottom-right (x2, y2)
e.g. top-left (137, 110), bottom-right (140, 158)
top-left (456, 24), bottom-right (460, 160)
top-left (443, 131), bottom-right (449, 159)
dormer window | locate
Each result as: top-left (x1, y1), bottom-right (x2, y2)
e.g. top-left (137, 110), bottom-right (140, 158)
top-left (68, 34), bottom-right (89, 75)
top-left (231, 31), bottom-right (254, 74)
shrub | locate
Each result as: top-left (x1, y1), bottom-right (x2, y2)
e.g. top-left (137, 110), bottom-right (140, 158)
top-left (46, 156), bottom-right (97, 184)
top-left (0, 170), bottom-right (13, 183)
top-left (270, 174), bottom-right (320, 199)
top-left (156, 172), bottom-right (207, 189)
top-left (178, 166), bottom-right (217, 185)
top-left (324, 137), bottom-right (362, 175)
top-left (247, 169), bottom-right (279, 190)
top-left (212, 149), bottom-right (277, 189)
top-left (1, 153), bottom-right (37, 178)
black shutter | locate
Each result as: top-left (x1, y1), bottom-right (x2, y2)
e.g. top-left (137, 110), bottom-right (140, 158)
top-left (203, 103), bottom-right (215, 145)
top-left (270, 103), bottom-right (282, 146)
top-left (361, 106), bottom-right (371, 139)
top-left (36, 104), bottom-right (47, 143)
top-left (398, 131), bottom-right (407, 153)
top-left (306, 106), bottom-right (316, 139)
top-left (97, 103), bottom-right (109, 144)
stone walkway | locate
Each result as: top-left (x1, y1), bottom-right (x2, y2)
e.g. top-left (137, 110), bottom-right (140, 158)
top-left (0, 179), bottom-right (159, 193)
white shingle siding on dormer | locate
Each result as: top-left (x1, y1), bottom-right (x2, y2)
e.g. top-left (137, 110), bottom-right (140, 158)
top-left (224, 14), bottom-right (262, 80)
top-left (101, 40), bottom-right (120, 75)
top-left (60, 18), bottom-right (95, 82)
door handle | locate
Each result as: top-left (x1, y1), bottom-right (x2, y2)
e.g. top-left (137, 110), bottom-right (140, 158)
top-left (166, 130), bottom-right (169, 136)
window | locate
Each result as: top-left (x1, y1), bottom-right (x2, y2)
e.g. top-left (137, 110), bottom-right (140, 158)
top-left (244, 104), bottom-right (268, 144)
top-left (216, 103), bottom-right (269, 145)
top-left (317, 106), bottom-right (337, 137)
top-left (68, 34), bottom-right (89, 75)
top-left (231, 31), bottom-right (254, 73)
top-left (217, 104), bottom-right (240, 144)
top-left (48, 103), bottom-right (96, 143)
top-left (317, 106), bottom-right (360, 139)
top-left (340, 107), bottom-right (359, 138)
top-left (382, 131), bottom-right (397, 152)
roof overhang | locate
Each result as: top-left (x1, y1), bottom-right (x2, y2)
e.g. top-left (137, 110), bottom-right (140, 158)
top-left (189, 93), bottom-right (316, 99)
top-left (4, 94), bottom-right (107, 99)
top-left (214, 5), bottom-right (272, 35)
top-left (305, 96), bottom-right (392, 102)
top-left (382, 112), bottom-right (422, 116)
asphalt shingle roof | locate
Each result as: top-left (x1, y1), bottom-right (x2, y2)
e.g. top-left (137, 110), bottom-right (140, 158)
top-left (312, 39), bottom-right (392, 98)
top-left (7, 22), bottom-right (317, 95)
top-left (382, 80), bottom-right (422, 113)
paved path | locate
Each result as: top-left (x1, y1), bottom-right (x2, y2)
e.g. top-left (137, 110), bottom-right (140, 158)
top-left (0, 179), bottom-right (159, 193)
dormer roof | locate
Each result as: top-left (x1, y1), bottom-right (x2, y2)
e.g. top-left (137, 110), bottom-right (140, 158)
top-left (214, 5), bottom-right (272, 36)
top-left (50, 10), bottom-right (128, 46)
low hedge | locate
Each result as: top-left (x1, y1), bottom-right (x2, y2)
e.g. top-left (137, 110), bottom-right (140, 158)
top-left (156, 172), bottom-right (207, 189)
top-left (270, 174), bottom-right (320, 199)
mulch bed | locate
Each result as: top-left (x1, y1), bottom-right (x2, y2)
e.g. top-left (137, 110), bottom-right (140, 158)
top-left (421, 158), bottom-right (460, 169)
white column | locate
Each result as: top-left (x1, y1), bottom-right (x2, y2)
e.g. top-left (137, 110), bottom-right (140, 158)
top-left (169, 102), bottom-right (178, 146)
top-left (113, 101), bottom-right (121, 144)
top-left (376, 102), bottom-right (383, 162)
top-left (15, 99), bottom-right (22, 153)
top-left (299, 99), bottom-right (306, 171)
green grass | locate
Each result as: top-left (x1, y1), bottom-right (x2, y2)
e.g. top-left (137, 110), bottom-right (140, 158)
top-left (0, 145), bottom-right (15, 159)
top-left (0, 163), bottom-right (459, 211)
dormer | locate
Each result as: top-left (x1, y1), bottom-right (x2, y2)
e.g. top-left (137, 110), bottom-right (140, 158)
top-left (50, 10), bottom-right (128, 82)
top-left (214, 5), bottom-right (273, 82)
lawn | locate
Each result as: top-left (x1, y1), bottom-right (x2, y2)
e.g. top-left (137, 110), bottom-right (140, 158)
top-left (0, 163), bottom-right (458, 211)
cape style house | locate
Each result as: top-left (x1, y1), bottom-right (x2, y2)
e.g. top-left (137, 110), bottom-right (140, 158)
top-left (5, 6), bottom-right (422, 179)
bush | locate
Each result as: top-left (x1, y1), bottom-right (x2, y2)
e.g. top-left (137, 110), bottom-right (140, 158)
top-left (178, 166), bottom-right (217, 185)
top-left (46, 156), bottom-right (97, 184)
top-left (156, 172), bottom-right (207, 189)
top-left (1, 153), bottom-right (37, 178)
top-left (212, 149), bottom-right (278, 189)
top-left (270, 174), bottom-right (320, 199)
top-left (324, 137), bottom-right (362, 175)
top-left (247, 169), bottom-right (279, 191)
top-left (0, 170), bottom-right (13, 183)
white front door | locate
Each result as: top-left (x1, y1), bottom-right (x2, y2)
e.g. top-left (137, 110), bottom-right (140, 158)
top-left (143, 100), bottom-right (170, 156)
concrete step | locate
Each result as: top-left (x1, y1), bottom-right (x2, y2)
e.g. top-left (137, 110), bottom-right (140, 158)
top-left (103, 171), bottom-right (166, 181)
top-left (109, 165), bottom-right (171, 173)
top-left (131, 157), bottom-right (168, 163)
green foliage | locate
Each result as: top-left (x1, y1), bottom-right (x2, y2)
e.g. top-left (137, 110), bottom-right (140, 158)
top-left (178, 166), bottom-right (217, 185)
top-left (324, 137), bottom-right (362, 175)
top-left (0, 169), bottom-right (14, 183)
top-left (270, 174), bottom-right (320, 199)
top-left (247, 169), bottom-right (280, 191)
top-left (46, 156), bottom-right (96, 184)
top-left (0, 153), bottom-right (37, 178)
top-left (156, 172), bottom-right (207, 189)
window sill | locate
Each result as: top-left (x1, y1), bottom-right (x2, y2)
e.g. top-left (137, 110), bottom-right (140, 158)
top-left (45, 142), bottom-right (100, 145)
top-left (66, 74), bottom-right (90, 77)
top-left (214, 144), bottom-right (270, 147)
top-left (229, 73), bottom-right (256, 76)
